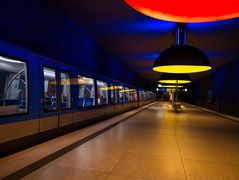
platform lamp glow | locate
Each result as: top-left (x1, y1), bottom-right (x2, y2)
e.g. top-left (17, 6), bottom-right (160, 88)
top-left (152, 23), bottom-right (212, 73)
top-left (161, 84), bottom-right (183, 88)
top-left (159, 73), bottom-right (191, 84)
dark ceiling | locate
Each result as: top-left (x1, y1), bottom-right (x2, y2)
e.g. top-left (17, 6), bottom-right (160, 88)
top-left (49, 0), bottom-right (239, 82)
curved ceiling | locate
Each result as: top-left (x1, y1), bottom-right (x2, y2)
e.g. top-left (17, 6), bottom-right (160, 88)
top-left (49, 0), bottom-right (239, 82)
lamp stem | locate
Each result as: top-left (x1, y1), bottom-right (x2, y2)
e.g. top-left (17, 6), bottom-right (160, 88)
top-left (176, 23), bottom-right (187, 45)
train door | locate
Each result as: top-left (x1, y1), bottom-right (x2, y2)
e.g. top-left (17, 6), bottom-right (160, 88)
top-left (58, 69), bottom-right (73, 133)
top-left (39, 61), bottom-right (60, 141)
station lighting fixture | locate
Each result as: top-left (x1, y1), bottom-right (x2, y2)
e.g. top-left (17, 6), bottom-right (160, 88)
top-left (153, 45), bottom-right (212, 73)
top-left (152, 23), bottom-right (212, 74)
top-left (161, 85), bottom-right (183, 88)
top-left (124, 0), bottom-right (239, 23)
top-left (159, 73), bottom-right (191, 84)
top-left (183, 88), bottom-right (188, 92)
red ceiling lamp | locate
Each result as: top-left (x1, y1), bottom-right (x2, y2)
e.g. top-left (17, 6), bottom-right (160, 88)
top-left (125, 0), bottom-right (239, 22)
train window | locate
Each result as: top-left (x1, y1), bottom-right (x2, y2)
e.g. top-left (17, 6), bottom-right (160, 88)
top-left (43, 67), bottom-right (57, 111)
top-left (0, 56), bottom-right (28, 116)
top-left (114, 86), bottom-right (118, 103)
top-left (130, 89), bottom-right (138, 102)
top-left (78, 75), bottom-right (95, 107)
top-left (124, 87), bottom-right (130, 103)
top-left (115, 85), bottom-right (124, 103)
top-left (140, 90), bottom-right (146, 101)
top-left (60, 71), bottom-right (71, 109)
top-left (109, 84), bottom-right (115, 104)
top-left (139, 90), bottom-right (142, 101)
top-left (96, 80), bottom-right (109, 105)
top-left (134, 90), bottom-right (138, 102)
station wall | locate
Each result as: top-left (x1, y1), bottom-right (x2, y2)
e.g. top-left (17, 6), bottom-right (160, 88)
top-left (0, 0), bottom-right (147, 88)
top-left (193, 59), bottom-right (239, 117)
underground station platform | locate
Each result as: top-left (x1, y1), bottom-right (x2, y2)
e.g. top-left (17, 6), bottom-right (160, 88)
top-left (1, 102), bottom-right (239, 179)
top-left (1, 0), bottom-right (239, 179)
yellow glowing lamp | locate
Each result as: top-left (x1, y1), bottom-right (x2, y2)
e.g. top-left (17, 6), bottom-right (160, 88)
top-left (161, 85), bottom-right (183, 88)
top-left (159, 73), bottom-right (191, 84)
top-left (153, 45), bottom-right (212, 73)
top-left (153, 65), bottom-right (211, 73)
top-left (159, 80), bottom-right (190, 84)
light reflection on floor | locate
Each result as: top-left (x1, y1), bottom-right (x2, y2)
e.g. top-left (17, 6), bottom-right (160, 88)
top-left (23, 102), bottom-right (239, 180)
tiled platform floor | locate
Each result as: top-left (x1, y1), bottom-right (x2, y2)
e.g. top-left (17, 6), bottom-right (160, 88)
top-left (23, 102), bottom-right (239, 180)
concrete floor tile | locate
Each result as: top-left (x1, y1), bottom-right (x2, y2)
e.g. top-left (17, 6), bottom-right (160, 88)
top-left (221, 163), bottom-right (239, 179)
top-left (178, 136), bottom-right (237, 163)
top-left (127, 140), bottom-right (180, 158)
top-left (14, 102), bottom-right (239, 179)
top-left (111, 152), bottom-right (186, 179)
top-left (50, 145), bottom-right (126, 173)
top-left (183, 159), bottom-right (239, 180)
top-left (22, 163), bottom-right (108, 180)
top-left (80, 133), bottom-right (131, 152)
top-left (107, 174), bottom-right (144, 180)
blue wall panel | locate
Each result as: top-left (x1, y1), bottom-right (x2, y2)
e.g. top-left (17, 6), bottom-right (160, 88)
top-left (0, 0), bottom-right (147, 88)
top-left (193, 59), bottom-right (239, 117)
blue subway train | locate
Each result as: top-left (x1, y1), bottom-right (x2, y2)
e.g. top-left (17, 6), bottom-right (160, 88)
top-left (0, 41), bottom-right (156, 157)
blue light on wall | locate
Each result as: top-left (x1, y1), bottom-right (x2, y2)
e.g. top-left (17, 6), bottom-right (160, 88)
top-left (194, 58), bottom-right (239, 116)
top-left (99, 18), bottom-right (176, 35)
top-left (120, 52), bottom-right (160, 61)
top-left (0, 0), bottom-right (147, 88)
top-left (187, 18), bottom-right (239, 32)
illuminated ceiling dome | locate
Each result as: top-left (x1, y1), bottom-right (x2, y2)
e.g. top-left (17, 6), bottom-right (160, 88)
top-left (159, 73), bottom-right (191, 84)
top-left (153, 45), bottom-right (212, 73)
top-left (125, 0), bottom-right (239, 22)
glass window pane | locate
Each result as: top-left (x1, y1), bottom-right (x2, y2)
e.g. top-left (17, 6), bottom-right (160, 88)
top-left (139, 90), bottom-right (143, 101)
top-left (0, 56), bottom-right (28, 116)
top-left (124, 87), bottom-right (130, 102)
top-left (61, 72), bottom-right (71, 109)
top-left (43, 67), bottom-right (57, 111)
top-left (114, 86), bottom-right (118, 103)
top-left (96, 80), bottom-right (109, 105)
top-left (115, 85), bottom-right (124, 103)
top-left (140, 90), bottom-right (146, 101)
top-left (78, 75), bottom-right (95, 107)
top-left (129, 89), bottom-right (137, 102)
top-left (109, 84), bottom-right (115, 104)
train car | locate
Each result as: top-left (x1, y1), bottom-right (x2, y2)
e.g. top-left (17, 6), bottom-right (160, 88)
top-left (0, 41), bottom-right (156, 157)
